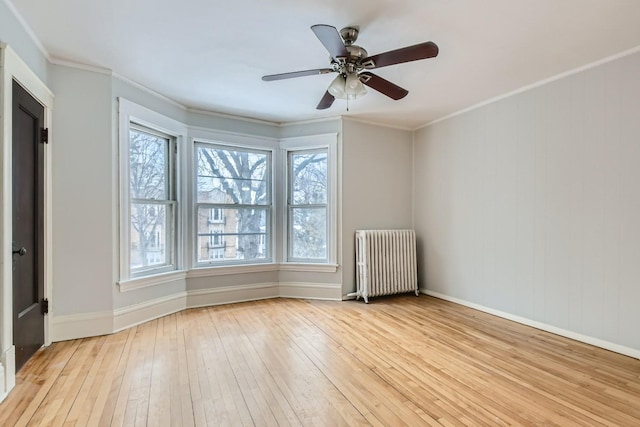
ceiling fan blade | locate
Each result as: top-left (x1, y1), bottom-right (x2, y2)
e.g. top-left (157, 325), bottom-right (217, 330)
top-left (359, 72), bottom-right (408, 100)
top-left (311, 24), bottom-right (349, 60)
top-left (363, 41), bottom-right (439, 69)
top-left (316, 91), bottom-right (335, 110)
top-left (262, 68), bottom-right (334, 81)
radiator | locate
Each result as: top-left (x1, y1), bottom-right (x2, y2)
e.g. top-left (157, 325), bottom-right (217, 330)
top-left (350, 229), bottom-right (419, 303)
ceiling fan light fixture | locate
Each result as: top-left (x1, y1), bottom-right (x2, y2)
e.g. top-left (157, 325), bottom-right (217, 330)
top-left (328, 74), bottom-right (347, 98)
top-left (346, 72), bottom-right (367, 99)
top-left (328, 73), bottom-right (367, 100)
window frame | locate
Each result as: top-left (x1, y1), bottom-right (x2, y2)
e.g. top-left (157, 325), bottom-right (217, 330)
top-left (281, 134), bottom-right (338, 266)
top-left (193, 140), bottom-right (274, 267)
top-left (118, 98), bottom-right (188, 286)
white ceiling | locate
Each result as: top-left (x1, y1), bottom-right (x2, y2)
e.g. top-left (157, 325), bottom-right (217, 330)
top-left (8, 0), bottom-right (640, 129)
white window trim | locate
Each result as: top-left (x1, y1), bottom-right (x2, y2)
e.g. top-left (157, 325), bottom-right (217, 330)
top-left (280, 133), bottom-right (338, 265)
top-left (118, 98), bottom-right (188, 283)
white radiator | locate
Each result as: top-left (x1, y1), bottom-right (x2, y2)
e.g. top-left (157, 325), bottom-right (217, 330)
top-left (350, 229), bottom-right (419, 303)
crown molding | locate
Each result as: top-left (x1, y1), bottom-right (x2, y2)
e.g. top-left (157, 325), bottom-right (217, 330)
top-left (3, 0), bottom-right (51, 61)
top-left (343, 115), bottom-right (413, 132)
top-left (278, 115), bottom-right (343, 128)
top-left (49, 56), bottom-right (112, 75)
top-left (187, 107), bottom-right (278, 126)
top-left (112, 72), bottom-right (188, 111)
top-left (415, 44), bottom-right (640, 131)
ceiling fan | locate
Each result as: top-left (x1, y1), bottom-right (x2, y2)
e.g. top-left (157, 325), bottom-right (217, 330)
top-left (262, 24), bottom-right (439, 110)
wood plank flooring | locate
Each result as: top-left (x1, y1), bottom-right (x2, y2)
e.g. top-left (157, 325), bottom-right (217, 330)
top-left (1, 295), bottom-right (639, 426)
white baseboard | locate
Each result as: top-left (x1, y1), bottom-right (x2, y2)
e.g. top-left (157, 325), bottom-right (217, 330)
top-left (422, 289), bottom-right (640, 360)
top-left (0, 363), bottom-right (4, 403)
top-left (0, 346), bottom-right (15, 403)
top-left (279, 282), bottom-right (343, 300)
top-left (187, 283), bottom-right (279, 308)
top-left (113, 292), bottom-right (187, 333)
top-left (51, 310), bottom-right (113, 342)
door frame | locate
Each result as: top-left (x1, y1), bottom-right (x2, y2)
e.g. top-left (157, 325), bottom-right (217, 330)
top-left (0, 44), bottom-right (53, 401)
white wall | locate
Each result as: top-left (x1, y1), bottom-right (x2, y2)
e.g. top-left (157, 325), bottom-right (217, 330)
top-left (48, 64), bottom-right (114, 316)
top-left (342, 119), bottom-right (414, 294)
top-left (0, 0), bottom-right (48, 84)
top-left (413, 51), bottom-right (640, 355)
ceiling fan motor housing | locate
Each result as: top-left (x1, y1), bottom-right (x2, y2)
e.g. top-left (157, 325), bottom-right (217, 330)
top-left (335, 45), bottom-right (367, 75)
top-left (335, 27), bottom-right (368, 75)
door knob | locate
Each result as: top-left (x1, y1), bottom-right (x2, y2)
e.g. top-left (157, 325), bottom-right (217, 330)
top-left (13, 247), bottom-right (27, 256)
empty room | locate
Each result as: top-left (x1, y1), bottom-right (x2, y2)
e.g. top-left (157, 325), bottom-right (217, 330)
top-left (1, 0), bottom-right (640, 425)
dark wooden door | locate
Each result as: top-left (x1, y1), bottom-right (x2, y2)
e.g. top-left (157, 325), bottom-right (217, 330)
top-left (12, 79), bottom-right (45, 372)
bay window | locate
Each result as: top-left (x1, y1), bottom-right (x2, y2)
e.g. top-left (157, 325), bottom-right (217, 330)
top-left (119, 97), bottom-right (337, 287)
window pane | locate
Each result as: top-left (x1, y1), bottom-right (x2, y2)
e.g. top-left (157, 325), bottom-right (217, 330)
top-left (130, 129), bottom-right (168, 200)
top-left (291, 152), bottom-right (327, 205)
top-left (196, 207), bottom-right (268, 263)
top-left (196, 145), bottom-right (269, 205)
top-left (290, 207), bottom-right (326, 260)
top-left (130, 203), bottom-right (171, 269)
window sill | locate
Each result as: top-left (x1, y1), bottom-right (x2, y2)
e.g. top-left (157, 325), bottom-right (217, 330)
top-left (278, 263), bottom-right (339, 273)
top-left (118, 270), bottom-right (188, 292)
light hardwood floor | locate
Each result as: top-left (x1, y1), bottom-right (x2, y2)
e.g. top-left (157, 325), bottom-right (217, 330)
top-left (1, 295), bottom-right (639, 426)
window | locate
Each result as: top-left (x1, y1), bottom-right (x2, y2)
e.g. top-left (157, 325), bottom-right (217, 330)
top-left (281, 133), bottom-right (337, 266)
top-left (128, 125), bottom-right (177, 275)
top-left (208, 231), bottom-right (224, 248)
top-left (209, 208), bottom-right (223, 223)
top-left (195, 143), bottom-right (272, 265)
top-left (287, 149), bottom-right (328, 262)
top-left (118, 98), bottom-right (186, 285)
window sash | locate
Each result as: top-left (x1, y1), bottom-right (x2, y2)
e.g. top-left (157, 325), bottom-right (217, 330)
top-left (128, 124), bottom-right (178, 277)
top-left (130, 201), bottom-right (176, 275)
top-left (288, 206), bottom-right (327, 261)
top-left (195, 142), bottom-right (271, 206)
top-left (286, 148), bottom-right (329, 263)
top-left (195, 203), bottom-right (271, 265)
top-left (129, 125), bottom-right (173, 201)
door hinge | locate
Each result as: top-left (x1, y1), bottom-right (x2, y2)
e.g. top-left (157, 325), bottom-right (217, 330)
top-left (41, 298), bottom-right (49, 315)
top-left (41, 128), bottom-right (49, 144)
